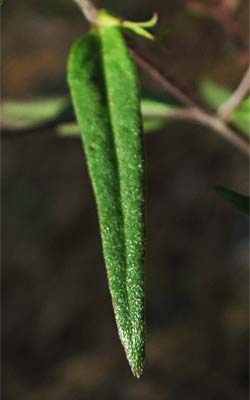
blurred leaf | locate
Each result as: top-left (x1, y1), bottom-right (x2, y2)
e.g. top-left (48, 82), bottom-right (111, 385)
top-left (216, 186), bottom-right (249, 216)
top-left (233, 97), bottom-right (250, 137)
top-left (200, 80), bottom-right (250, 136)
top-left (143, 118), bottom-right (168, 132)
top-left (200, 80), bottom-right (230, 109)
top-left (57, 122), bottom-right (80, 137)
top-left (136, 96), bottom-right (179, 133)
top-left (1, 98), bottom-right (73, 129)
top-left (141, 97), bottom-right (177, 117)
top-left (1, 95), bottom-right (178, 135)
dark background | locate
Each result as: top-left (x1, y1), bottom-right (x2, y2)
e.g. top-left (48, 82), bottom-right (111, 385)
top-left (2, 1), bottom-right (249, 399)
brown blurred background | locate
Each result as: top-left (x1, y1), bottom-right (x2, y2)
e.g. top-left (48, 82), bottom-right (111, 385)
top-left (2, 1), bottom-right (249, 399)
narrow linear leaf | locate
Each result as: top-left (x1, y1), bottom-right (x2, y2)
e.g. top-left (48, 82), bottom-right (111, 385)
top-left (1, 98), bottom-right (73, 129)
top-left (216, 186), bottom-right (250, 216)
top-left (68, 28), bottom-right (145, 377)
top-left (99, 25), bottom-right (145, 377)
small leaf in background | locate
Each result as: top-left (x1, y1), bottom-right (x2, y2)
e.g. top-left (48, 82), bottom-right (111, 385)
top-left (143, 118), bottom-right (168, 133)
top-left (141, 97), bottom-right (178, 118)
top-left (233, 96), bottom-right (250, 137)
top-left (1, 95), bottom-right (178, 136)
top-left (141, 96), bottom-right (180, 133)
top-left (68, 20), bottom-right (146, 377)
top-left (1, 98), bottom-right (73, 129)
top-left (200, 80), bottom-right (250, 137)
top-left (216, 186), bottom-right (250, 216)
top-left (57, 122), bottom-right (80, 137)
top-left (200, 80), bottom-right (230, 109)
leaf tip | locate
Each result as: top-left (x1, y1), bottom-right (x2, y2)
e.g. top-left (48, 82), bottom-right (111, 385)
top-left (132, 370), bottom-right (143, 379)
top-left (130, 358), bottom-right (144, 379)
top-left (126, 343), bottom-right (145, 379)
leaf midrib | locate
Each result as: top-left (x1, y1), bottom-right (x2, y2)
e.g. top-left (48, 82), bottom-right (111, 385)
top-left (97, 29), bottom-right (134, 346)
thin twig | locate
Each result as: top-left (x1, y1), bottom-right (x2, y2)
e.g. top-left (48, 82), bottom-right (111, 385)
top-left (2, 1), bottom-right (249, 156)
top-left (2, 106), bottom-right (248, 155)
top-left (129, 46), bottom-right (249, 155)
top-left (218, 66), bottom-right (250, 120)
top-left (149, 108), bottom-right (249, 155)
top-left (73, 0), bottom-right (99, 24)
top-left (130, 47), bottom-right (197, 109)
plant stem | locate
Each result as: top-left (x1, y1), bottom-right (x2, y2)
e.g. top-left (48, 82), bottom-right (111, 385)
top-left (130, 47), bottom-right (249, 155)
top-left (73, 0), bottom-right (99, 23)
top-left (129, 47), bottom-right (197, 109)
top-left (2, 105), bottom-right (249, 154)
top-left (157, 108), bottom-right (250, 155)
top-left (2, 1), bottom-right (249, 156)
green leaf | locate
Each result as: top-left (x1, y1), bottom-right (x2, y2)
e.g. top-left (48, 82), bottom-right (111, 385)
top-left (233, 97), bottom-right (250, 137)
top-left (68, 28), bottom-right (145, 378)
top-left (57, 122), bottom-right (80, 137)
top-left (123, 13), bottom-right (158, 39)
top-left (143, 118), bottom-right (168, 132)
top-left (216, 186), bottom-right (249, 216)
top-left (141, 97), bottom-right (178, 117)
top-left (141, 97), bottom-right (178, 132)
top-left (57, 118), bottom-right (167, 138)
top-left (200, 80), bottom-right (230, 109)
top-left (200, 80), bottom-right (250, 136)
top-left (1, 97), bottom-right (73, 129)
